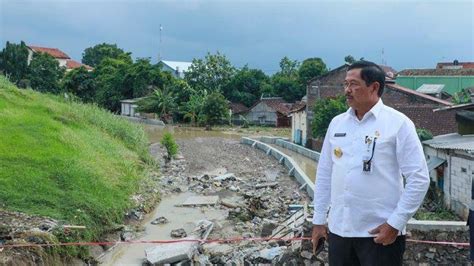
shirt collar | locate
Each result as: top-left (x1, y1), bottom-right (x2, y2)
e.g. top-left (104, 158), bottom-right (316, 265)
top-left (348, 98), bottom-right (384, 120)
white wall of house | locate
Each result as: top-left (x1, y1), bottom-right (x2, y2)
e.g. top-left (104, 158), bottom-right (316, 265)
top-left (27, 48), bottom-right (67, 67)
top-left (424, 146), bottom-right (474, 219)
top-left (290, 110), bottom-right (307, 145)
top-left (121, 102), bottom-right (139, 117)
top-left (246, 102), bottom-right (277, 125)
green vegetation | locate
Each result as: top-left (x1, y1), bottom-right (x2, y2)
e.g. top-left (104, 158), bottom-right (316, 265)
top-left (0, 75), bottom-right (154, 258)
top-left (311, 95), bottom-right (348, 138)
top-left (416, 128), bottom-right (433, 141)
top-left (453, 88), bottom-right (471, 104)
top-left (161, 132), bottom-right (179, 160)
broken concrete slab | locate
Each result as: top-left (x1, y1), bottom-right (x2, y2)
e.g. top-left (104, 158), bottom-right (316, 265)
top-left (213, 173), bottom-right (236, 181)
top-left (145, 240), bottom-right (198, 265)
top-left (255, 182), bottom-right (279, 189)
top-left (151, 216), bottom-right (168, 225)
top-left (180, 195), bottom-right (219, 206)
top-left (171, 228), bottom-right (187, 238)
top-left (257, 246), bottom-right (287, 261)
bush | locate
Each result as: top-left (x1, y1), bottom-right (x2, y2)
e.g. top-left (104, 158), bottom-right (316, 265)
top-left (416, 128), bottom-right (433, 141)
top-left (161, 132), bottom-right (178, 160)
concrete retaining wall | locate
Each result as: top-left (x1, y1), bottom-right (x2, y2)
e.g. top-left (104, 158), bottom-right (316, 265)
top-left (241, 137), bottom-right (315, 199)
top-left (258, 136), bottom-right (320, 162)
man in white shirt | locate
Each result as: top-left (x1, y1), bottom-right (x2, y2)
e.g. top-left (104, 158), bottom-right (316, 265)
top-left (311, 61), bottom-right (429, 265)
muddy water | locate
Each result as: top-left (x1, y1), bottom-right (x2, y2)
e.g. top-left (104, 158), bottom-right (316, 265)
top-left (100, 192), bottom-right (228, 265)
top-left (144, 125), bottom-right (241, 143)
top-left (268, 144), bottom-right (317, 182)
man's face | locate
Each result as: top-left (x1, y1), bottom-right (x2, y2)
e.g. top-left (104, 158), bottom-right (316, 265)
top-left (344, 68), bottom-right (378, 111)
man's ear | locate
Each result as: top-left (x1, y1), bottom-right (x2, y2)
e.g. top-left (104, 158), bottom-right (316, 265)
top-left (372, 82), bottom-right (380, 95)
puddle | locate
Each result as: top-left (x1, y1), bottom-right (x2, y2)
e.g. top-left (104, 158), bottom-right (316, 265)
top-left (144, 125), bottom-right (241, 143)
top-left (100, 192), bottom-right (228, 265)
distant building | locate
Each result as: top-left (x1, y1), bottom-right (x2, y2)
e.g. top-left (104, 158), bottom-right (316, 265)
top-left (396, 68), bottom-right (474, 95)
top-left (289, 99), bottom-right (307, 145)
top-left (229, 102), bottom-right (249, 125)
top-left (159, 60), bottom-right (192, 78)
top-left (246, 97), bottom-right (291, 127)
top-left (305, 64), bottom-right (456, 150)
top-left (436, 60), bottom-right (474, 69)
top-left (120, 98), bottom-right (140, 117)
top-left (423, 110), bottom-right (474, 220)
top-left (27, 45), bottom-right (92, 72)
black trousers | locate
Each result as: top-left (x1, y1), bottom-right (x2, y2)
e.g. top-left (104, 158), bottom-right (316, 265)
top-left (468, 209), bottom-right (474, 261)
top-left (328, 232), bottom-right (405, 266)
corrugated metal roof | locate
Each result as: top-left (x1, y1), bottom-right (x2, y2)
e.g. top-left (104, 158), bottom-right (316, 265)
top-left (416, 84), bottom-right (445, 94)
top-left (160, 60), bottom-right (192, 72)
top-left (423, 133), bottom-right (474, 151)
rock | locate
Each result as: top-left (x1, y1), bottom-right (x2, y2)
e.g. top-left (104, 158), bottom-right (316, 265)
top-left (242, 232), bottom-right (253, 238)
top-left (435, 232), bottom-right (448, 241)
top-left (151, 216), bottom-right (169, 225)
top-left (258, 246), bottom-right (287, 261)
top-left (172, 187), bottom-right (182, 193)
top-left (425, 252), bottom-right (435, 259)
top-left (300, 250), bottom-right (313, 260)
top-left (429, 247), bottom-right (437, 253)
top-left (214, 173), bottom-right (236, 181)
top-left (229, 186), bottom-right (239, 192)
top-left (131, 210), bottom-right (143, 220)
top-left (120, 231), bottom-right (134, 241)
top-left (171, 228), bottom-right (187, 238)
top-left (255, 182), bottom-right (279, 189)
top-left (203, 243), bottom-right (234, 256)
top-left (145, 241), bottom-right (198, 265)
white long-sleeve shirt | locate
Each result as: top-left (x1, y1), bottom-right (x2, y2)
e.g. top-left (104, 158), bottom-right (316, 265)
top-left (312, 99), bottom-right (429, 237)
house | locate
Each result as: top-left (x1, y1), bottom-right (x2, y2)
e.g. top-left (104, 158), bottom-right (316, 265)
top-left (305, 63), bottom-right (456, 150)
top-left (289, 99), bottom-right (307, 145)
top-left (246, 97), bottom-right (291, 127)
top-left (396, 68), bottom-right (474, 95)
top-left (159, 60), bottom-right (192, 79)
top-left (423, 110), bottom-right (474, 219)
top-left (27, 45), bottom-right (93, 72)
top-left (436, 60), bottom-right (474, 69)
top-left (229, 102), bottom-right (249, 125)
top-left (120, 98), bottom-right (140, 117)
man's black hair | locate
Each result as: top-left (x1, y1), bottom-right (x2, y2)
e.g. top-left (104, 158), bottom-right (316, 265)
top-left (347, 60), bottom-right (386, 97)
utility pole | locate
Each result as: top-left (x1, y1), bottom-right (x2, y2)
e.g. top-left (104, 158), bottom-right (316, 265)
top-left (158, 24), bottom-right (163, 62)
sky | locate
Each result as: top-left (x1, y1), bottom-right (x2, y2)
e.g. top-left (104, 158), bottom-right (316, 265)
top-left (0, 0), bottom-right (473, 74)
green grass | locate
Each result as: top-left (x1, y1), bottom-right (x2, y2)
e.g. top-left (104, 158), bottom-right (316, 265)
top-left (0, 76), bottom-right (154, 257)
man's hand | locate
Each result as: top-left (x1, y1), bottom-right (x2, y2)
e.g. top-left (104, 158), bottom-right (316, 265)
top-left (312, 224), bottom-right (328, 255)
top-left (368, 222), bottom-right (399, 245)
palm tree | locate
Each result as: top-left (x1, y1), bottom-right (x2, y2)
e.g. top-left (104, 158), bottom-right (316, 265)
top-left (137, 86), bottom-right (177, 122)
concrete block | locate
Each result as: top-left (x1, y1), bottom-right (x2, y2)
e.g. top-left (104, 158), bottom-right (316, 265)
top-left (145, 240), bottom-right (198, 265)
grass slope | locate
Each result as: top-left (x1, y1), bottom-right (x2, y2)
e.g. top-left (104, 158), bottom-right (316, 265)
top-left (0, 76), bottom-right (153, 255)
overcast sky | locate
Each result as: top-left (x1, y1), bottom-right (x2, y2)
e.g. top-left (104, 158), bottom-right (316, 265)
top-left (1, 0), bottom-right (473, 73)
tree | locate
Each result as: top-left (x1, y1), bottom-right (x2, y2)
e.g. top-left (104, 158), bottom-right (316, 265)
top-left (271, 56), bottom-right (303, 102)
top-left (344, 55), bottom-right (356, 64)
top-left (136, 87), bottom-right (177, 122)
top-left (298, 57), bottom-right (328, 85)
top-left (94, 57), bottom-right (132, 111)
top-left (416, 128), bottom-right (433, 141)
top-left (0, 41), bottom-right (29, 84)
top-left (453, 89), bottom-right (471, 104)
top-left (201, 91), bottom-right (229, 128)
top-left (28, 52), bottom-right (64, 93)
top-left (61, 66), bottom-right (96, 102)
top-left (82, 43), bottom-right (131, 67)
top-left (182, 90), bottom-right (207, 126)
top-left (278, 56), bottom-right (300, 76)
top-left (185, 52), bottom-right (236, 94)
top-left (225, 66), bottom-right (270, 106)
top-left (311, 95), bottom-right (348, 138)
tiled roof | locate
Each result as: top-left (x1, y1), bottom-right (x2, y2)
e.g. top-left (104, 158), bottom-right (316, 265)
top-left (28, 45), bottom-right (70, 59)
top-left (66, 59), bottom-right (93, 70)
top-left (229, 102), bottom-right (249, 114)
top-left (289, 101), bottom-right (306, 113)
top-left (398, 68), bottom-right (474, 76)
top-left (423, 133), bottom-right (474, 151)
top-left (437, 62), bottom-right (474, 69)
top-left (385, 83), bottom-right (453, 106)
top-left (250, 98), bottom-right (291, 115)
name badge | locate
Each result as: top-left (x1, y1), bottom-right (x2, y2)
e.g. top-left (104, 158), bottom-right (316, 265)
top-left (334, 133), bottom-right (346, 137)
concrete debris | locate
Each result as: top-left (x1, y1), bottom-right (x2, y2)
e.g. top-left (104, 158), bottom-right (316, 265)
top-left (171, 228), bottom-right (187, 238)
top-left (214, 173), bottom-right (236, 181)
top-left (255, 182), bottom-right (279, 189)
top-left (180, 195), bottom-right (219, 206)
top-left (145, 240), bottom-right (198, 265)
top-left (151, 216), bottom-right (169, 225)
top-left (257, 246), bottom-right (287, 261)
